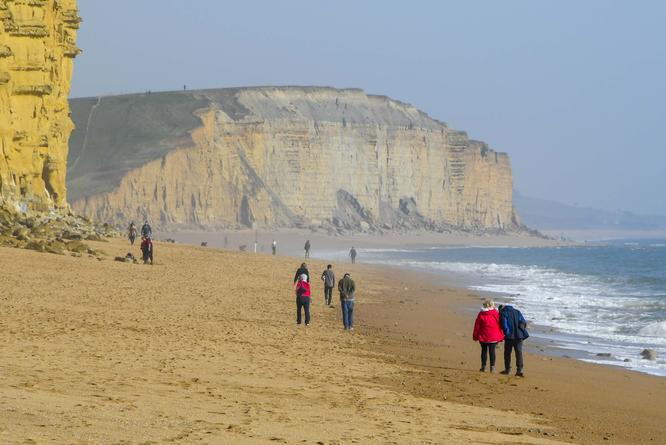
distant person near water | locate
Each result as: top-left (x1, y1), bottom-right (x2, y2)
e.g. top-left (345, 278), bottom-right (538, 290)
top-left (141, 220), bottom-right (152, 240)
top-left (499, 304), bottom-right (529, 377)
top-left (321, 264), bottom-right (336, 306)
top-left (128, 222), bottom-right (138, 245)
top-left (141, 237), bottom-right (154, 265)
top-left (295, 274), bottom-right (311, 326)
top-left (272, 239), bottom-right (277, 255)
top-left (338, 273), bottom-right (356, 330)
top-left (304, 240), bottom-right (311, 258)
top-left (293, 263), bottom-right (310, 283)
top-left (349, 247), bottom-right (357, 264)
top-left (472, 299), bottom-right (504, 373)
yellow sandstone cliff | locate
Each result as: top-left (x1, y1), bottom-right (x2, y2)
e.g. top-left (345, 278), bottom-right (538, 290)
top-left (69, 87), bottom-right (519, 232)
top-left (0, 0), bottom-right (79, 212)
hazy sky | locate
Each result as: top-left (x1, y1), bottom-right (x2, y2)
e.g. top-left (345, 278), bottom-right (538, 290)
top-left (72, 0), bottom-right (666, 215)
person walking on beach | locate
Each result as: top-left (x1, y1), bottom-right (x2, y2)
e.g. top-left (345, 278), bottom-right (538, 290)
top-left (321, 264), bottom-right (336, 306)
top-left (304, 240), bottom-right (311, 258)
top-left (140, 236), bottom-right (154, 265)
top-left (498, 304), bottom-right (529, 377)
top-left (338, 273), bottom-right (356, 330)
top-left (472, 299), bottom-right (504, 373)
top-left (295, 274), bottom-right (311, 326)
top-left (128, 222), bottom-right (138, 245)
top-left (272, 239), bottom-right (277, 255)
top-left (141, 220), bottom-right (152, 240)
top-left (349, 247), bottom-right (357, 264)
top-left (293, 263), bottom-right (310, 283)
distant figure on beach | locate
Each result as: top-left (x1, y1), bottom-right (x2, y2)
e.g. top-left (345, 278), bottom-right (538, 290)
top-left (472, 299), bottom-right (504, 373)
top-left (272, 239), bottom-right (277, 255)
top-left (320, 264), bottom-right (336, 306)
top-left (224, 235), bottom-right (228, 249)
top-left (128, 222), bottom-right (138, 245)
top-left (140, 237), bottom-right (154, 265)
top-left (304, 240), bottom-right (311, 258)
top-left (349, 247), bottom-right (357, 264)
top-left (338, 273), bottom-right (356, 330)
top-left (498, 304), bottom-right (529, 377)
top-left (293, 263), bottom-right (310, 283)
top-left (295, 274), bottom-right (311, 326)
top-left (141, 220), bottom-right (152, 240)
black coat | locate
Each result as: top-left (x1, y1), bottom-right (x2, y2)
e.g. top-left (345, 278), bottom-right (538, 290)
top-left (294, 267), bottom-right (310, 283)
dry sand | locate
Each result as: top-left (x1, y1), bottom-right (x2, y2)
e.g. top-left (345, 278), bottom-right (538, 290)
top-left (0, 239), bottom-right (663, 444)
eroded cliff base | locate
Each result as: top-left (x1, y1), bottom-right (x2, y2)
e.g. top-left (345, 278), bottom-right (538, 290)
top-left (0, 206), bottom-right (115, 256)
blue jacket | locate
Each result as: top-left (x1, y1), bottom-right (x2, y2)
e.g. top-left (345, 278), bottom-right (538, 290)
top-left (500, 305), bottom-right (529, 340)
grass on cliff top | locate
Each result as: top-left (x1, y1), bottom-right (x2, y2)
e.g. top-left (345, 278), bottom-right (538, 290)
top-left (67, 92), bottom-right (209, 202)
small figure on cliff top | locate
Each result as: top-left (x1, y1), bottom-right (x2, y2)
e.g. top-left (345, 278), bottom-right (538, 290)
top-left (349, 247), bottom-right (357, 264)
top-left (304, 240), bottom-right (311, 258)
top-left (272, 239), bottom-right (277, 255)
top-left (141, 220), bottom-right (152, 240)
top-left (141, 237), bottom-right (154, 265)
top-left (128, 222), bottom-right (137, 245)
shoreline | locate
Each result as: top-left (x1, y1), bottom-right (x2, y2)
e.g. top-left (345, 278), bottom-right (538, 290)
top-left (1, 238), bottom-right (664, 443)
top-left (160, 231), bottom-right (663, 377)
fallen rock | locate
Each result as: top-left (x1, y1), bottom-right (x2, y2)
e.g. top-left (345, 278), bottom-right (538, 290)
top-left (640, 349), bottom-right (657, 361)
top-left (596, 353), bottom-right (612, 358)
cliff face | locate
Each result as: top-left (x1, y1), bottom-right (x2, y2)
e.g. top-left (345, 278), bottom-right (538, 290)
top-left (0, 0), bottom-right (80, 212)
top-left (69, 87), bottom-right (519, 232)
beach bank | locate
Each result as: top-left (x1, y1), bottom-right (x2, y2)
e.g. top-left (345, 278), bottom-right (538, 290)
top-left (0, 239), bottom-right (663, 444)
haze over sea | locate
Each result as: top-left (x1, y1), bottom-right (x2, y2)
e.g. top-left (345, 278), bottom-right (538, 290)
top-left (318, 239), bottom-right (666, 376)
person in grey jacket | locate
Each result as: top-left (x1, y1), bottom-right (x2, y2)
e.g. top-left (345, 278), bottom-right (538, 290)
top-left (338, 273), bottom-right (356, 330)
top-left (320, 264), bottom-right (336, 306)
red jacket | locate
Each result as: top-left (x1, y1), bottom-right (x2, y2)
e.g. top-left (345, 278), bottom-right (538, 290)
top-left (473, 308), bottom-right (504, 343)
top-left (295, 281), bottom-right (311, 299)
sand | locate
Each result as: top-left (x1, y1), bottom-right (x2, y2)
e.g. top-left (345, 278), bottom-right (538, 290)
top-left (0, 239), bottom-right (663, 444)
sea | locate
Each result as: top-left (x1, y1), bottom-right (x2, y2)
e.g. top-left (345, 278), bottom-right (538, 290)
top-left (318, 239), bottom-right (666, 376)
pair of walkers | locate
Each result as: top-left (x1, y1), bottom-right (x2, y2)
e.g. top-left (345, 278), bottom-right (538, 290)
top-left (294, 263), bottom-right (356, 330)
top-left (473, 299), bottom-right (528, 376)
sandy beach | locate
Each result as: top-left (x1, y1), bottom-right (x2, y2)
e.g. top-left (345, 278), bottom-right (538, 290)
top-left (1, 238), bottom-right (664, 444)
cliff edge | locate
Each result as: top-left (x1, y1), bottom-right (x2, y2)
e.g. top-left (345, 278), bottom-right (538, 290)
top-left (68, 87), bottom-right (521, 233)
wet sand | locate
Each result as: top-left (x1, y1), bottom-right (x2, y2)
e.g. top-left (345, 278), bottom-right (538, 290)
top-left (0, 239), bottom-right (663, 444)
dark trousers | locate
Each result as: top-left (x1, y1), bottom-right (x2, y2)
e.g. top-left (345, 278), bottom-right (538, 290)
top-left (324, 286), bottom-right (333, 305)
top-left (142, 248), bottom-right (153, 264)
top-left (504, 339), bottom-right (524, 372)
top-left (129, 235), bottom-right (136, 245)
top-left (480, 342), bottom-right (497, 368)
top-left (296, 296), bottom-right (311, 325)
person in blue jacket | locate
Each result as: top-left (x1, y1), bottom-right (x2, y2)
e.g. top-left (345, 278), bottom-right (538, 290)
top-left (498, 305), bottom-right (529, 377)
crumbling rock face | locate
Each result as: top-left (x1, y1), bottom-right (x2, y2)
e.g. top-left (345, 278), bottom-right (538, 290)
top-left (0, 0), bottom-right (80, 212)
top-left (68, 87), bottom-right (520, 232)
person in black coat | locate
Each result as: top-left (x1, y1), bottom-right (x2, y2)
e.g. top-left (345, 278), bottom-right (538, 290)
top-left (293, 263), bottom-right (310, 283)
top-left (498, 304), bottom-right (529, 377)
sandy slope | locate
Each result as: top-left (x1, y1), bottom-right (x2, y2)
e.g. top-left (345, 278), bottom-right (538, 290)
top-left (0, 238), bottom-right (662, 444)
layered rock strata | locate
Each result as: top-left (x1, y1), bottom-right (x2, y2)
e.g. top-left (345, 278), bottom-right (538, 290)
top-left (0, 0), bottom-right (80, 212)
top-left (69, 87), bottom-right (520, 232)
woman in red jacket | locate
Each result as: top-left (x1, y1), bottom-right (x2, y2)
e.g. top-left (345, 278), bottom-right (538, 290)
top-left (295, 274), bottom-right (311, 326)
top-left (472, 299), bottom-right (504, 372)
